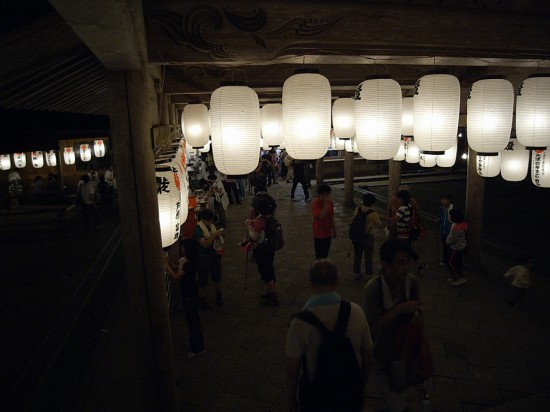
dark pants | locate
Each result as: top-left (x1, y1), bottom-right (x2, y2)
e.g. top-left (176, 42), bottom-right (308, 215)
top-left (440, 233), bottom-right (451, 264)
top-left (314, 237), bottom-right (331, 259)
top-left (182, 296), bottom-right (205, 354)
top-left (254, 245), bottom-right (276, 283)
top-left (448, 249), bottom-right (464, 280)
top-left (81, 203), bottom-right (99, 230)
top-left (353, 234), bottom-right (375, 275)
top-left (291, 176), bottom-right (309, 200)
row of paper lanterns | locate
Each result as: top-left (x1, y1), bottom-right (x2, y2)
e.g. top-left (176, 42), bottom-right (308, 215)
top-left (181, 72), bottom-right (550, 187)
top-left (0, 140), bottom-right (107, 171)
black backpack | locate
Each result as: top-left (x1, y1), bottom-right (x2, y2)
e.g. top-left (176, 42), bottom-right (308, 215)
top-left (263, 216), bottom-right (284, 252)
top-left (348, 208), bottom-right (375, 243)
top-left (292, 300), bottom-right (364, 412)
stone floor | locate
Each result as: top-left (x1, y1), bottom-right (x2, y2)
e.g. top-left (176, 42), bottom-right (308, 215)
top-left (161, 179), bottom-right (550, 411)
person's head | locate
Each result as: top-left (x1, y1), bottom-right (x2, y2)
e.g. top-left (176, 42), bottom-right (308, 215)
top-left (200, 209), bottom-right (215, 223)
top-left (380, 239), bottom-right (419, 280)
top-left (317, 184), bottom-right (332, 198)
top-left (207, 174), bottom-right (217, 182)
top-left (309, 258), bottom-right (338, 288)
top-left (362, 193), bottom-right (376, 207)
top-left (399, 184), bottom-right (410, 192)
top-left (396, 190), bottom-right (411, 205)
top-left (449, 208), bottom-right (464, 223)
top-left (440, 194), bottom-right (453, 207)
top-left (255, 179), bottom-right (267, 193)
top-left (257, 198), bottom-right (271, 216)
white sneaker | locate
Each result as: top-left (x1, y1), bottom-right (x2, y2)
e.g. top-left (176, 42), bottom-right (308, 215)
top-left (186, 350), bottom-right (205, 359)
top-left (452, 278), bottom-right (467, 286)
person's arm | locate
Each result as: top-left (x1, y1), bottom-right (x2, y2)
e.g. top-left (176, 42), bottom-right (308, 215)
top-left (198, 229), bottom-right (223, 248)
top-left (162, 255), bottom-right (186, 280)
top-left (286, 357), bottom-right (301, 412)
top-left (370, 301), bottom-right (420, 336)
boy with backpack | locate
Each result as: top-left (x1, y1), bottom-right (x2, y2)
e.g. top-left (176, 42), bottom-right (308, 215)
top-left (349, 193), bottom-right (383, 281)
top-left (286, 259), bottom-right (373, 412)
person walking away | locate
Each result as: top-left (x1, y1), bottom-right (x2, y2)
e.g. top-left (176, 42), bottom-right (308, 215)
top-left (162, 240), bottom-right (206, 358)
top-left (194, 209), bottom-right (225, 308)
top-left (433, 194), bottom-right (453, 266)
top-left (286, 259), bottom-right (373, 412)
top-left (364, 239), bottom-right (425, 412)
top-left (290, 160), bottom-right (309, 201)
top-left (246, 198), bottom-right (279, 306)
top-left (351, 193), bottom-right (383, 281)
top-left (503, 254), bottom-right (533, 307)
top-left (248, 180), bottom-right (277, 220)
top-left (79, 174), bottom-right (100, 231)
top-left (311, 184), bottom-right (337, 259)
top-left (446, 208), bottom-right (467, 286)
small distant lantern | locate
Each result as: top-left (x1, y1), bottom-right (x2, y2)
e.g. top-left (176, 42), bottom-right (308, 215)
top-left (63, 147), bottom-right (75, 165)
top-left (94, 140), bottom-right (106, 157)
top-left (13, 152), bottom-right (26, 168)
top-left (531, 149), bottom-right (550, 188)
top-left (0, 154), bottom-right (11, 170)
top-left (501, 138), bottom-right (529, 182)
top-left (156, 166), bottom-right (182, 248)
top-left (414, 74), bottom-right (460, 153)
top-left (436, 139), bottom-right (458, 167)
top-left (261, 103), bottom-right (284, 147)
top-left (516, 75), bottom-right (550, 149)
top-left (283, 70), bottom-right (332, 160)
top-left (31, 151), bottom-right (44, 168)
top-left (210, 83), bottom-right (260, 174)
top-left (332, 98), bottom-right (355, 139)
top-left (467, 78), bottom-right (514, 154)
top-left (419, 152), bottom-right (437, 167)
top-left (393, 140), bottom-right (406, 161)
top-left (45, 150), bottom-right (57, 167)
top-left (404, 138), bottom-right (420, 163)
top-left (401, 97), bottom-right (414, 136)
top-left (355, 78), bottom-right (402, 160)
top-left (80, 144), bottom-right (91, 162)
top-left (183, 104), bottom-right (210, 148)
top-left (476, 153), bottom-right (502, 177)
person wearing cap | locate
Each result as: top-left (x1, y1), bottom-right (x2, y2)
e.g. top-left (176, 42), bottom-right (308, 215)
top-left (363, 239), bottom-right (422, 412)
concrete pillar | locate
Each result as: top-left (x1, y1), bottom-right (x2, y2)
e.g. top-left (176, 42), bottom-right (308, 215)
top-left (343, 151), bottom-right (355, 207)
top-left (108, 70), bottom-right (177, 411)
top-left (465, 146), bottom-right (484, 268)
top-left (316, 157), bottom-right (324, 187)
top-left (388, 160), bottom-right (401, 202)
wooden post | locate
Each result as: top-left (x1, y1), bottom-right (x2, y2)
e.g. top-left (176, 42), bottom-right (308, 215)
top-left (465, 146), bottom-right (484, 268)
top-left (316, 157), bottom-right (324, 187)
top-left (108, 70), bottom-right (178, 411)
top-left (388, 160), bottom-right (401, 203)
top-left (343, 151), bottom-right (355, 207)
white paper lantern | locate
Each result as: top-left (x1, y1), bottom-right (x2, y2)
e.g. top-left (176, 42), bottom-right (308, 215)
top-left (261, 103), bottom-right (284, 147)
top-left (332, 98), bottom-right (355, 139)
top-left (516, 76), bottom-right (550, 149)
top-left (419, 152), bottom-right (437, 167)
top-left (283, 70), bottom-right (332, 160)
top-left (467, 78), bottom-right (513, 154)
top-left (404, 138), bottom-right (420, 163)
top-left (436, 139), bottom-right (458, 167)
top-left (355, 78), bottom-right (402, 160)
top-left (45, 150), bottom-right (57, 167)
top-left (401, 97), bottom-right (414, 136)
top-left (210, 84), bottom-right (260, 174)
top-left (156, 166), bottom-right (182, 247)
top-left (476, 153), bottom-right (502, 177)
top-left (94, 139), bottom-right (106, 157)
top-left (0, 154), bottom-right (11, 170)
top-left (80, 144), bottom-right (91, 162)
top-left (414, 74), bottom-right (460, 153)
top-left (199, 140), bottom-right (211, 153)
top-left (501, 138), bottom-right (529, 182)
top-left (172, 143), bottom-right (190, 225)
top-left (13, 153), bottom-right (26, 168)
top-left (63, 147), bottom-right (75, 165)
top-left (31, 151), bottom-right (44, 168)
top-left (531, 149), bottom-right (550, 187)
top-left (393, 140), bottom-right (406, 161)
top-left (183, 104), bottom-right (210, 148)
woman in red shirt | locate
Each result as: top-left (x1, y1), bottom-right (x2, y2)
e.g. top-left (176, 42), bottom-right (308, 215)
top-left (311, 184), bottom-right (337, 259)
